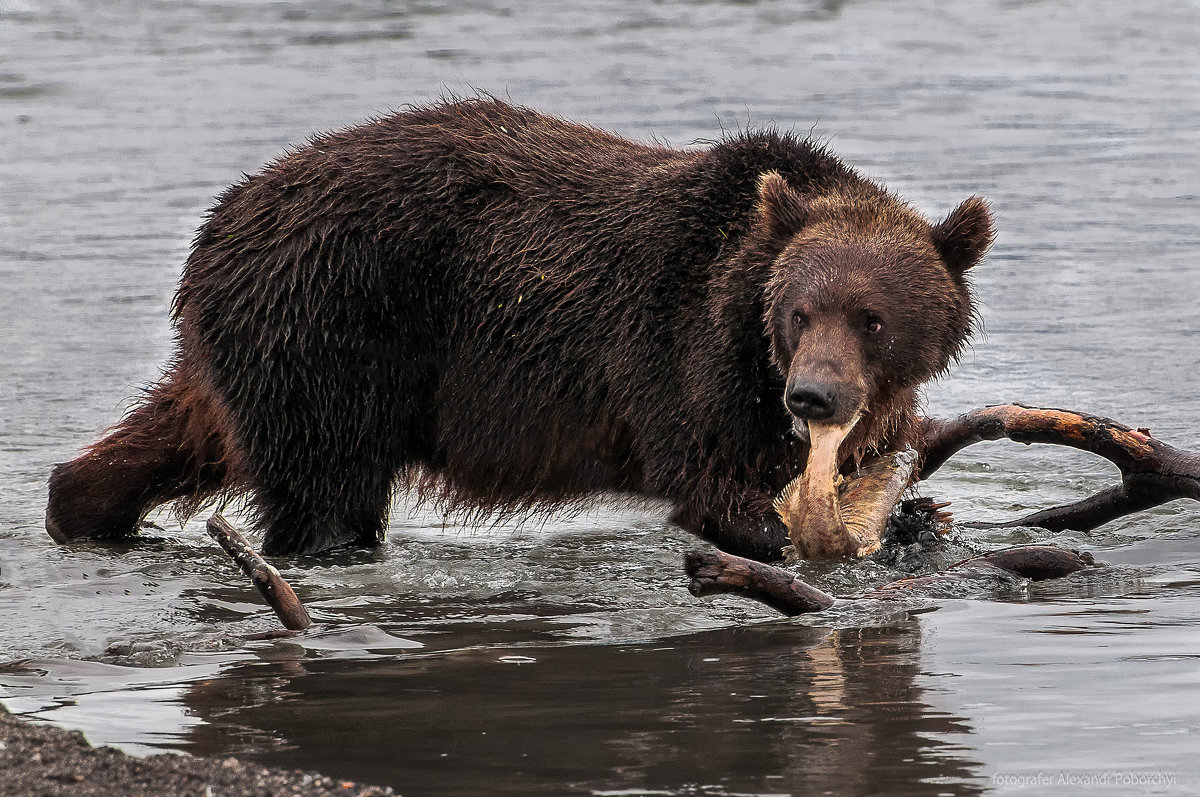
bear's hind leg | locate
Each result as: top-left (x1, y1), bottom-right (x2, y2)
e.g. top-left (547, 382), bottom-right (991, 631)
top-left (46, 364), bottom-right (237, 545)
top-left (237, 373), bottom-right (414, 557)
top-left (253, 460), bottom-right (395, 557)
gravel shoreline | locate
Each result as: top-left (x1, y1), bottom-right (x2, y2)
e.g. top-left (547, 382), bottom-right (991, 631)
top-left (0, 705), bottom-right (394, 796)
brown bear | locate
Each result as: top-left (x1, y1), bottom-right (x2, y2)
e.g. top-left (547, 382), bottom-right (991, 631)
top-left (45, 98), bottom-right (994, 561)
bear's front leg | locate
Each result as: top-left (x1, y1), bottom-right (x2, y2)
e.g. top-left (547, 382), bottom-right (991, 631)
top-left (670, 490), bottom-right (790, 563)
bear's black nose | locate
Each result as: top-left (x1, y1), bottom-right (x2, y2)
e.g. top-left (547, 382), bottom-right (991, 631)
top-left (786, 383), bottom-right (837, 421)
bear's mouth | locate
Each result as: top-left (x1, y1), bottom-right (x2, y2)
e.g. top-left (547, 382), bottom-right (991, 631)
top-left (774, 418), bottom-right (916, 560)
top-left (790, 416), bottom-right (811, 443)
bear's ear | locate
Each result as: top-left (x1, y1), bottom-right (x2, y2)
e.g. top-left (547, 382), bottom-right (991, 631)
top-left (931, 196), bottom-right (996, 275)
top-left (756, 171), bottom-right (808, 240)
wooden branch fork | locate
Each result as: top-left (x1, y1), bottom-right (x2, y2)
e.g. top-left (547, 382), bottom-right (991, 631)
top-left (686, 404), bottom-right (1200, 616)
top-left (917, 404), bottom-right (1200, 531)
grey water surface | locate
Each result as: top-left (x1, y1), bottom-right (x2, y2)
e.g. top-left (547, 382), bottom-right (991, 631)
top-left (2, 1), bottom-right (1198, 795)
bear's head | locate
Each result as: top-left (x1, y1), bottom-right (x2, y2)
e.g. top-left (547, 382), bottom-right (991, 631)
top-left (756, 171), bottom-right (995, 459)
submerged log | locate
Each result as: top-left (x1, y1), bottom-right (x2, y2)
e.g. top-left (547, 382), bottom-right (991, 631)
top-left (917, 404), bottom-right (1200, 531)
top-left (207, 514), bottom-right (312, 631)
top-left (684, 545), bottom-right (1096, 616)
top-left (868, 545), bottom-right (1095, 596)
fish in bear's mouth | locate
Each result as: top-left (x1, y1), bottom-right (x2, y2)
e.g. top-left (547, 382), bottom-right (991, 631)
top-left (775, 416), bottom-right (917, 561)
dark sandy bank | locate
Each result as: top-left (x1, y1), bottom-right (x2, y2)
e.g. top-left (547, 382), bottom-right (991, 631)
top-left (0, 704), bottom-right (393, 796)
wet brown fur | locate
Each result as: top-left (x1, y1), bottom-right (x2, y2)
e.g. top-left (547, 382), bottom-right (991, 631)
top-left (46, 98), bottom-right (993, 560)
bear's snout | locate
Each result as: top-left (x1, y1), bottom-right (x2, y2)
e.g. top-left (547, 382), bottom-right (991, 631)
top-left (781, 315), bottom-right (868, 430)
top-left (785, 381), bottom-right (838, 421)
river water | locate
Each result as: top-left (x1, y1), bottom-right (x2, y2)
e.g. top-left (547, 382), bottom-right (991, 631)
top-left (2, 1), bottom-right (1198, 795)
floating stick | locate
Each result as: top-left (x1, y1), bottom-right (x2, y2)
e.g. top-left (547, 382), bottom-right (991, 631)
top-left (206, 513), bottom-right (312, 631)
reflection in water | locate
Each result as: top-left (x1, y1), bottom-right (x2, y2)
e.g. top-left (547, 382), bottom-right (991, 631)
top-left (178, 622), bottom-right (982, 796)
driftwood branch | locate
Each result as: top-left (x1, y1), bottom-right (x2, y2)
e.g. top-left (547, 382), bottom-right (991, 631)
top-left (206, 514), bottom-right (312, 631)
top-left (917, 404), bottom-right (1200, 531)
top-left (684, 551), bottom-right (835, 615)
top-left (685, 545), bottom-right (1095, 616)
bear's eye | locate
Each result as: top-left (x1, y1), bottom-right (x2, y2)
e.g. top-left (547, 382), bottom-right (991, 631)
top-left (791, 311), bottom-right (808, 332)
top-left (865, 315), bottom-right (884, 335)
